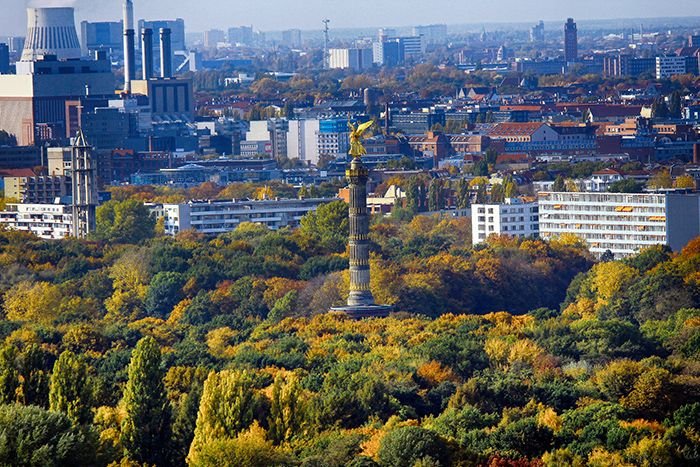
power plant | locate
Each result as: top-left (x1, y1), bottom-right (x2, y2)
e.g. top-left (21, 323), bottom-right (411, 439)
top-left (21, 7), bottom-right (82, 62)
top-left (123, 0), bottom-right (136, 92)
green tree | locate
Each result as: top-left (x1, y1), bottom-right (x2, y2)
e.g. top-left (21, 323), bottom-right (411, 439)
top-left (0, 404), bottom-right (98, 466)
top-left (18, 344), bottom-right (50, 407)
top-left (299, 200), bottom-right (349, 252)
top-left (144, 271), bottom-right (186, 318)
top-left (121, 336), bottom-right (171, 465)
top-left (188, 369), bottom-right (263, 465)
top-left (378, 426), bottom-right (448, 467)
top-left (49, 350), bottom-right (93, 425)
top-left (456, 179), bottom-right (470, 209)
top-left (608, 179), bottom-right (644, 193)
top-left (0, 345), bottom-right (19, 404)
top-left (95, 199), bottom-right (156, 244)
top-left (668, 91), bottom-right (682, 119)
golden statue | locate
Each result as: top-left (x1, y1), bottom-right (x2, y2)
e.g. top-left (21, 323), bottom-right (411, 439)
top-left (348, 120), bottom-right (375, 157)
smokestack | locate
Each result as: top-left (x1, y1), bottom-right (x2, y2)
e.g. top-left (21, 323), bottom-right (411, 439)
top-left (123, 0), bottom-right (135, 92)
top-left (141, 28), bottom-right (153, 80)
top-left (160, 28), bottom-right (172, 78)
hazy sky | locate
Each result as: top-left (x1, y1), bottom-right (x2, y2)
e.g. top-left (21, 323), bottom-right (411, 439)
top-left (2, 0), bottom-right (699, 35)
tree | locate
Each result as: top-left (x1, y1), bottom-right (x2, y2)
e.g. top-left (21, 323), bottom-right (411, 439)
top-left (668, 91), bottom-right (682, 119)
top-left (651, 98), bottom-right (669, 119)
top-left (648, 170), bottom-right (673, 189)
top-left (428, 179), bottom-right (444, 212)
top-left (0, 404), bottom-right (98, 466)
top-left (378, 426), bottom-right (448, 467)
top-left (299, 200), bottom-right (349, 252)
top-left (121, 336), bottom-right (171, 465)
top-left (0, 129), bottom-right (17, 147)
top-left (95, 199), bottom-right (156, 244)
top-left (456, 179), bottom-right (470, 209)
top-left (0, 345), bottom-right (18, 404)
top-left (18, 344), bottom-right (50, 407)
top-left (3, 281), bottom-right (62, 324)
top-left (144, 271), bottom-right (186, 318)
top-left (608, 179), bottom-right (644, 193)
top-left (49, 351), bottom-right (93, 425)
top-left (552, 175), bottom-right (567, 192)
top-left (673, 174), bottom-right (696, 189)
top-left (188, 370), bottom-right (263, 465)
top-left (268, 372), bottom-right (306, 444)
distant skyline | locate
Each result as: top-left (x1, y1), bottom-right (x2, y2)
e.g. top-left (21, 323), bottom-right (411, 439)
top-left (1, 0), bottom-right (699, 36)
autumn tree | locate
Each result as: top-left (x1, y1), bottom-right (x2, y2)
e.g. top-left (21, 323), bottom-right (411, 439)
top-left (49, 350), bottom-right (93, 425)
top-left (95, 199), bottom-right (156, 244)
top-left (268, 372), bottom-right (306, 444)
top-left (0, 345), bottom-right (18, 404)
top-left (188, 370), bottom-right (263, 464)
top-left (299, 200), bottom-right (349, 252)
top-left (121, 336), bottom-right (171, 465)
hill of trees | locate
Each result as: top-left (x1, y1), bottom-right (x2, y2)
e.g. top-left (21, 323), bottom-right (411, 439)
top-left (0, 197), bottom-right (697, 466)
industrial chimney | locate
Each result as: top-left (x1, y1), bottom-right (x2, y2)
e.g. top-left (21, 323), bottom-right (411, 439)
top-left (141, 28), bottom-right (154, 80)
top-left (21, 8), bottom-right (82, 61)
top-left (123, 0), bottom-right (136, 92)
top-left (160, 28), bottom-right (172, 78)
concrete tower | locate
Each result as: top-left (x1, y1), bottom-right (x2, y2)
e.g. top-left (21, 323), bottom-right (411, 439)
top-left (21, 8), bottom-right (81, 62)
top-left (331, 132), bottom-right (392, 319)
top-left (564, 18), bottom-right (578, 64)
top-left (71, 129), bottom-right (98, 239)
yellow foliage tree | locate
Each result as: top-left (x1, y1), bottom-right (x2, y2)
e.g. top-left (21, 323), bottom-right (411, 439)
top-left (3, 281), bottom-right (62, 324)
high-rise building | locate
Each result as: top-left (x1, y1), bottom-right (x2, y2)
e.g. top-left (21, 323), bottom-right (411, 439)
top-left (689, 35), bottom-right (700, 47)
top-left (282, 29), bottom-right (302, 48)
top-left (80, 21), bottom-right (123, 58)
top-left (0, 43), bottom-right (9, 74)
top-left (656, 56), bottom-right (687, 79)
top-left (228, 26), bottom-right (254, 46)
top-left (287, 119), bottom-right (320, 165)
top-left (413, 24), bottom-right (448, 45)
top-left (203, 29), bottom-right (225, 49)
top-left (564, 18), bottom-right (578, 63)
top-left (329, 48), bottom-right (374, 71)
top-left (530, 21), bottom-right (545, 43)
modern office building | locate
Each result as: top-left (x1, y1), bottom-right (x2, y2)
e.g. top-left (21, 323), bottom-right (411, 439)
top-left (413, 24), bottom-right (448, 45)
top-left (656, 56), bottom-right (687, 79)
top-left (538, 191), bottom-right (700, 258)
top-left (564, 18), bottom-right (578, 63)
top-left (228, 26), bottom-right (254, 46)
top-left (471, 198), bottom-right (540, 246)
top-left (317, 118), bottom-right (352, 160)
top-left (689, 35), bottom-right (700, 48)
top-left (603, 54), bottom-right (656, 77)
top-left (282, 29), bottom-right (302, 48)
top-left (203, 29), bottom-right (226, 48)
top-left (0, 43), bottom-right (10, 74)
top-left (80, 21), bottom-right (123, 58)
top-left (161, 198), bottom-right (335, 235)
top-left (530, 21), bottom-right (545, 43)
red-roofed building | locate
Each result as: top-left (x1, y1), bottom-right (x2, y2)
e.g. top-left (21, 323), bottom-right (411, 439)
top-left (495, 153), bottom-right (532, 171)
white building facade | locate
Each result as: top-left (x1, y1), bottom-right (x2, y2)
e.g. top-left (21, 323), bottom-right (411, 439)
top-left (538, 191), bottom-right (700, 258)
top-left (656, 56), bottom-right (687, 79)
top-left (161, 198), bottom-right (336, 236)
top-left (471, 198), bottom-right (540, 246)
top-left (287, 119), bottom-right (320, 165)
top-left (0, 203), bottom-right (73, 239)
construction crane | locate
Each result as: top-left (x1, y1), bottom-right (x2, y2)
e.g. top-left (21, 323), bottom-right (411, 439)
top-left (323, 19), bottom-right (331, 69)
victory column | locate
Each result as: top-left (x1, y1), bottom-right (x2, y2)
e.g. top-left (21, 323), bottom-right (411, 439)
top-left (331, 121), bottom-right (392, 319)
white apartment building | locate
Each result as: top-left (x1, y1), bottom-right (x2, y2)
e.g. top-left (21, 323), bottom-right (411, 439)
top-left (0, 203), bottom-right (73, 240)
top-left (161, 198), bottom-right (335, 236)
top-left (471, 198), bottom-right (540, 246)
top-left (329, 48), bottom-right (373, 71)
top-left (539, 191), bottom-right (700, 258)
top-left (656, 56), bottom-right (687, 79)
top-left (287, 119), bottom-right (320, 165)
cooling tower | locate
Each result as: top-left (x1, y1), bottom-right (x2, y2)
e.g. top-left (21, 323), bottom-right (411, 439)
top-left (21, 7), bottom-right (82, 62)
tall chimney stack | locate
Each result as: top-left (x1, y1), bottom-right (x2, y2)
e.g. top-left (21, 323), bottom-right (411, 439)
top-left (123, 0), bottom-right (136, 92)
top-left (160, 28), bottom-right (172, 78)
top-left (141, 28), bottom-right (153, 80)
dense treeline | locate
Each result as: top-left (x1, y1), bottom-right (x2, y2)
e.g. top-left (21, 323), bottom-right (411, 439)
top-left (0, 198), bottom-right (697, 466)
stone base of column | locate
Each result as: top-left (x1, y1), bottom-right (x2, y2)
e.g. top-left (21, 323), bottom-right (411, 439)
top-left (330, 304), bottom-right (393, 320)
